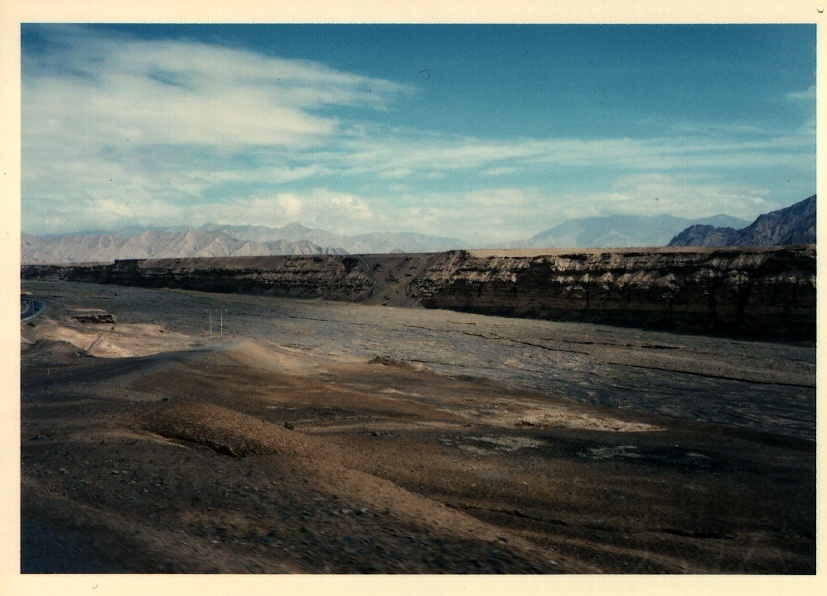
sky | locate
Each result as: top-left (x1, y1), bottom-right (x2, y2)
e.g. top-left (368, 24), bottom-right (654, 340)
top-left (21, 23), bottom-right (816, 245)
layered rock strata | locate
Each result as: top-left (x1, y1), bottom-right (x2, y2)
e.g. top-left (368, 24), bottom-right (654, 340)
top-left (411, 247), bottom-right (816, 340)
top-left (21, 246), bottom-right (816, 340)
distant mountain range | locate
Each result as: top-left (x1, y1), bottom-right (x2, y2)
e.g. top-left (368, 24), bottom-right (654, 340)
top-left (21, 228), bottom-right (347, 264)
top-left (196, 223), bottom-right (467, 255)
top-left (21, 224), bottom-right (468, 264)
top-left (21, 197), bottom-right (815, 264)
top-left (668, 195), bottom-right (816, 247)
top-left (508, 214), bottom-right (750, 249)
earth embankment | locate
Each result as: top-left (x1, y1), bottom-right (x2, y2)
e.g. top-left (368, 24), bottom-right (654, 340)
top-left (21, 245), bottom-right (816, 340)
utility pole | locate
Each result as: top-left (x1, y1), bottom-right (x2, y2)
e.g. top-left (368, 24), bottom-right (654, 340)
top-left (208, 308), bottom-right (227, 338)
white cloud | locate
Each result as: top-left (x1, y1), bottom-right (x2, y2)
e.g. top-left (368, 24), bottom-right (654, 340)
top-left (33, 189), bottom-right (374, 237)
top-left (571, 173), bottom-right (774, 221)
top-left (277, 194), bottom-right (303, 219)
top-left (93, 198), bottom-right (136, 219)
top-left (301, 191), bottom-right (377, 230)
top-left (483, 166), bottom-right (522, 177)
top-left (22, 26), bottom-right (815, 244)
top-left (785, 85), bottom-right (816, 102)
top-left (463, 188), bottom-right (531, 208)
top-left (323, 127), bottom-right (813, 186)
top-left (17, 173), bottom-right (787, 246)
top-left (24, 26), bottom-right (412, 150)
top-left (22, 26), bottom-right (413, 235)
top-left (242, 194), bottom-right (304, 222)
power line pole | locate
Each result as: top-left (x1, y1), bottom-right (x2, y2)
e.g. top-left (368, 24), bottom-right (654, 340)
top-left (208, 308), bottom-right (227, 338)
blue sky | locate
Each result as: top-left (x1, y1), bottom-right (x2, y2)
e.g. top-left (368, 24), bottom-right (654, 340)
top-left (21, 24), bottom-right (816, 244)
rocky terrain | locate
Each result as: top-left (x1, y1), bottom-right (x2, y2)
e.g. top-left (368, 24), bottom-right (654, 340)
top-left (19, 281), bottom-right (817, 574)
top-left (22, 245), bottom-right (817, 340)
top-left (668, 195), bottom-right (816, 247)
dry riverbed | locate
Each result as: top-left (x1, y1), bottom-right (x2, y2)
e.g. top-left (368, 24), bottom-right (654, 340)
top-left (19, 281), bottom-right (816, 573)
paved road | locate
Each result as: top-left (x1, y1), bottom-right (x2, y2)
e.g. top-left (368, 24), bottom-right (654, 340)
top-left (21, 298), bottom-right (45, 323)
top-left (21, 348), bottom-right (199, 392)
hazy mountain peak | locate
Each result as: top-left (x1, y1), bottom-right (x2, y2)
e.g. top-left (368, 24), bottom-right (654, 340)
top-left (21, 222), bottom-right (470, 264)
top-left (668, 195), bottom-right (815, 247)
top-left (279, 222), bottom-right (312, 234)
top-left (514, 213), bottom-right (751, 249)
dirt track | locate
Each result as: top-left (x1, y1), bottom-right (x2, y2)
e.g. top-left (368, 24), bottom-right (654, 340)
top-left (20, 281), bottom-right (816, 573)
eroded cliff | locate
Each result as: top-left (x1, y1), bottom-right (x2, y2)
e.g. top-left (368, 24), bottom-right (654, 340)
top-left (21, 246), bottom-right (816, 340)
top-left (410, 247), bottom-right (815, 339)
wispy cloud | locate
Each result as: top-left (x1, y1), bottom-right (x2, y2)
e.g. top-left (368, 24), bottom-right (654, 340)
top-left (319, 129), bottom-right (813, 184)
top-left (24, 26), bottom-right (412, 148)
top-left (785, 85), bottom-right (816, 102)
top-left (22, 25), bottom-right (815, 245)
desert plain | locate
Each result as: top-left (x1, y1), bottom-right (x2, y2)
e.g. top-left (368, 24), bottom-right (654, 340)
top-left (19, 279), bottom-right (816, 573)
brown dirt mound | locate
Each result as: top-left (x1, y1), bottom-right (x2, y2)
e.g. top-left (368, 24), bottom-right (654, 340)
top-left (142, 401), bottom-right (308, 457)
top-left (20, 338), bottom-right (91, 365)
top-left (22, 338), bottom-right (83, 355)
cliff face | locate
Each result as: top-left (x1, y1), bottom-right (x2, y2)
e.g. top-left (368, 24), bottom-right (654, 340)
top-left (22, 255), bottom-right (376, 302)
top-left (22, 246), bottom-right (816, 340)
top-left (410, 248), bottom-right (815, 339)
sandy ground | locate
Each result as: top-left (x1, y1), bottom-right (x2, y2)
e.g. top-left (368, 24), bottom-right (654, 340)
top-left (19, 281), bottom-right (816, 573)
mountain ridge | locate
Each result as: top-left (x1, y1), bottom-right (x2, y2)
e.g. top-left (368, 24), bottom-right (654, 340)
top-left (21, 229), bottom-right (347, 264)
top-left (21, 224), bottom-right (469, 264)
top-left (23, 198), bottom-right (811, 265)
top-left (668, 195), bottom-right (816, 247)
top-left (510, 214), bottom-right (750, 249)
